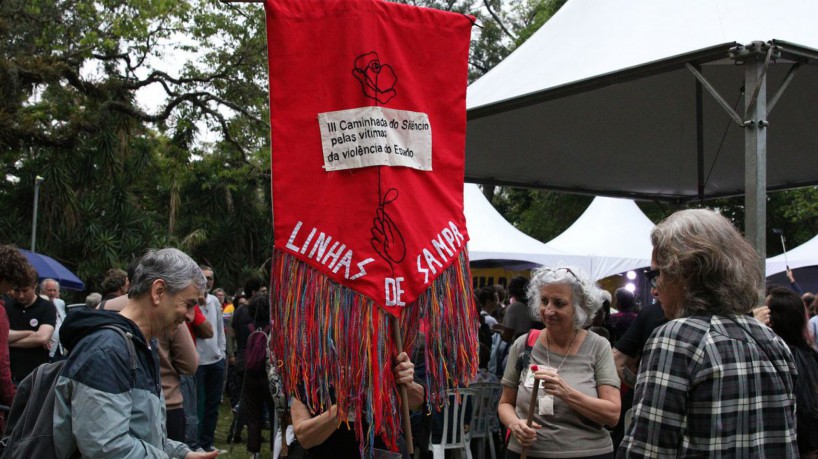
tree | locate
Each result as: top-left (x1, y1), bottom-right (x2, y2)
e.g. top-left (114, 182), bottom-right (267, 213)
top-left (0, 0), bottom-right (273, 296)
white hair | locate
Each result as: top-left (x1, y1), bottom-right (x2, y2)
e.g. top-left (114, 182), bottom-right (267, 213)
top-left (527, 266), bottom-right (604, 329)
top-left (40, 278), bottom-right (59, 290)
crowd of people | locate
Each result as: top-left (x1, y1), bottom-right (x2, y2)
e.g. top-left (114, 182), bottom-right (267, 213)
top-left (475, 209), bottom-right (818, 459)
top-left (0, 245), bottom-right (299, 458)
top-left (2, 207), bottom-right (818, 458)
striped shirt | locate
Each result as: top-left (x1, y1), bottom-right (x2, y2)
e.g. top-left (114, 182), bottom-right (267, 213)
top-left (618, 314), bottom-right (798, 458)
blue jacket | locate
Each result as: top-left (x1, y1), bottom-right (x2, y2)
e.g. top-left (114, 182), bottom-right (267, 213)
top-left (53, 309), bottom-right (191, 458)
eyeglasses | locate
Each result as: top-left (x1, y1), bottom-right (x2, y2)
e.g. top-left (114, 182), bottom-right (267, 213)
top-left (644, 268), bottom-right (660, 288)
top-left (542, 267), bottom-right (580, 281)
top-left (205, 276), bottom-right (213, 281)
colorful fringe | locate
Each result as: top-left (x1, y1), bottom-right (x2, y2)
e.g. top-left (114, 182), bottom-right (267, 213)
top-left (270, 249), bottom-right (478, 455)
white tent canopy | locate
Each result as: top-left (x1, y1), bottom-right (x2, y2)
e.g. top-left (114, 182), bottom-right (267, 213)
top-left (464, 185), bottom-right (654, 280)
top-left (465, 0), bottom-right (818, 200)
top-left (544, 197), bottom-right (655, 280)
top-left (464, 184), bottom-right (584, 269)
top-left (465, 0), bottom-right (818, 261)
top-left (766, 233), bottom-right (818, 276)
top-left (467, 0), bottom-right (818, 112)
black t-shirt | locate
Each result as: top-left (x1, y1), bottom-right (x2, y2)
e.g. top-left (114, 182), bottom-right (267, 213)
top-left (614, 303), bottom-right (667, 357)
top-left (5, 296), bottom-right (57, 381)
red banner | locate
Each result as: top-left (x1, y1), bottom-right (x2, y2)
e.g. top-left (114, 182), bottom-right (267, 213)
top-left (267, 0), bottom-right (473, 316)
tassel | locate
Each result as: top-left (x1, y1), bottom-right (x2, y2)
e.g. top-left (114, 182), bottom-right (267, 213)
top-left (271, 249), bottom-right (478, 455)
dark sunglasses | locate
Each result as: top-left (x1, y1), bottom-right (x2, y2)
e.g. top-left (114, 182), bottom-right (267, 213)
top-left (644, 268), bottom-right (660, 288)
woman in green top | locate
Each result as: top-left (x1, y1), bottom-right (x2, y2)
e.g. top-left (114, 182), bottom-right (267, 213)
top-left (498, 267), bottom-right (620, 458)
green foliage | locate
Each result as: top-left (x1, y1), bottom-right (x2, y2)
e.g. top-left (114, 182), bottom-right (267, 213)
top-left (706, 189), bottom-right (818, 257)
top-left (514, 0), bottom-right (567, 45)
top-left (491, 188), bottom-right (591, 242)
top-left (0, 0), bottom-right (271, 297)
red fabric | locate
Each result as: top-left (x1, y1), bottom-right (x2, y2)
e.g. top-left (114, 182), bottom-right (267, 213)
top-left (266, 0), bottom-right (473, 315)
top-left (191, 305), bottom-right (206, 327)
top-left (186, 305), bottom-right (206, 341)
top-left (0, 305), bottom-right (14, 431)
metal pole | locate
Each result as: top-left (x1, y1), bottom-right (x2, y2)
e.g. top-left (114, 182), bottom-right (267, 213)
top-left (31, 176), bottom-right (44, 253)
top-left (742, 43), bottom-right (768, 289)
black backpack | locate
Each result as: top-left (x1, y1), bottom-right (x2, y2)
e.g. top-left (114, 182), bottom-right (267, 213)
top-left (0, 325), bottom-right (137, 459)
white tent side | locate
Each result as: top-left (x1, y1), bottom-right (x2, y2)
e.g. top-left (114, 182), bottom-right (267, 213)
top-left (544, 197), bottom-right (654, 280)
top-left (766, 233), bottom-right (818, 276)
top-left (463, 184), bottom-right (589, 270)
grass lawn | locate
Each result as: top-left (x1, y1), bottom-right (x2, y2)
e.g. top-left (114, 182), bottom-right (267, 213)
top-left (212, 402), bottom-right (274, 458)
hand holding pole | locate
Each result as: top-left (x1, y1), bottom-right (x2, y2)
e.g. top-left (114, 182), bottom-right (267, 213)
top-left (391, 316), bottom-right (414, 455)
top-left (520, 365), bottom-right (539, 459)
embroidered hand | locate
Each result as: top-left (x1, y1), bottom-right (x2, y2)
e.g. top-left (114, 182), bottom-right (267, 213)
top-left (370, 189), bottom-right (406, 265)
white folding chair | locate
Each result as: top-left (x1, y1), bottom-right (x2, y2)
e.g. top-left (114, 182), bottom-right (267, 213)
top-left (427, 387), bottom-right (477, 459)
top-left (468, 382), bottom-right (502, 459)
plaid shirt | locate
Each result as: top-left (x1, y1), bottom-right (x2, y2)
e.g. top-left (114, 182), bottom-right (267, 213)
top-left (618, 314), bottom-right (798, 458)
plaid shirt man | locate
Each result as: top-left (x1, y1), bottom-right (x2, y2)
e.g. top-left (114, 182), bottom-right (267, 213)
top-left (618, 314), bottom-right (798, 458)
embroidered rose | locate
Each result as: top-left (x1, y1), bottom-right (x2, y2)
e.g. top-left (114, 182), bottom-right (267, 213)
top-left (353, 52), bottom-right (397, 104)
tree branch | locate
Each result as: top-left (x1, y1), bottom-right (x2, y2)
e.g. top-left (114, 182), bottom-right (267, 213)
top-left (483, 0), bottom-right (516, 41)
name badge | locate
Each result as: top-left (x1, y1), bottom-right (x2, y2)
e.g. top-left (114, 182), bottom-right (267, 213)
top-left (538, 394), bottom-right (554, 416)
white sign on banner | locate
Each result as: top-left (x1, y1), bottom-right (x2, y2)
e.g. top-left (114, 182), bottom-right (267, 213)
top-left (318, 106), bottom-right (432, 172)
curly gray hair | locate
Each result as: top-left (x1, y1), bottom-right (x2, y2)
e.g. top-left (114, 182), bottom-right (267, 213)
top-left (527, 266), bottom-right (604, 329)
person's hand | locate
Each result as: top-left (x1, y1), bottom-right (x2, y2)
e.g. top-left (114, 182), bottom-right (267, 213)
top-left (787, 269), bottom-right (796, 283)
top-left (228, 356), bottom-right (236, 366)
top-left (393, 351), bottom-right (414, 385)
top-left (185, 450), bottom-right (219, 458)
top-left (753, 305), bottom-right (771, 326)
top-left (536, 368), bottom-right (572, 400)
top-left (510, 418), bottom-right (540, 447)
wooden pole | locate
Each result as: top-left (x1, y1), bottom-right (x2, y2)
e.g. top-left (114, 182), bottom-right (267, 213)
top-left (520, 365), bottom-right (540, 459)
top-left (391, 316), bottom-right (414, 455)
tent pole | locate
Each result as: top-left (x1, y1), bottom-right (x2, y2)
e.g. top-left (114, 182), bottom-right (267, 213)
top-left (740, 42), bottom-right (768, 291)
top-left (695, 65), bottom-right (704, 204)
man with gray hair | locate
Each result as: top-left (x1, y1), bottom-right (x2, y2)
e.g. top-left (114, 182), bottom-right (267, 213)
top-left (193, 265), bottom-right (227, 452)
top-left (84, 292), bottom-right (102, 309)
top-left (53, 248), bottom-right (218, 459)
top-left (41, 279), bottom-right (66, 361)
